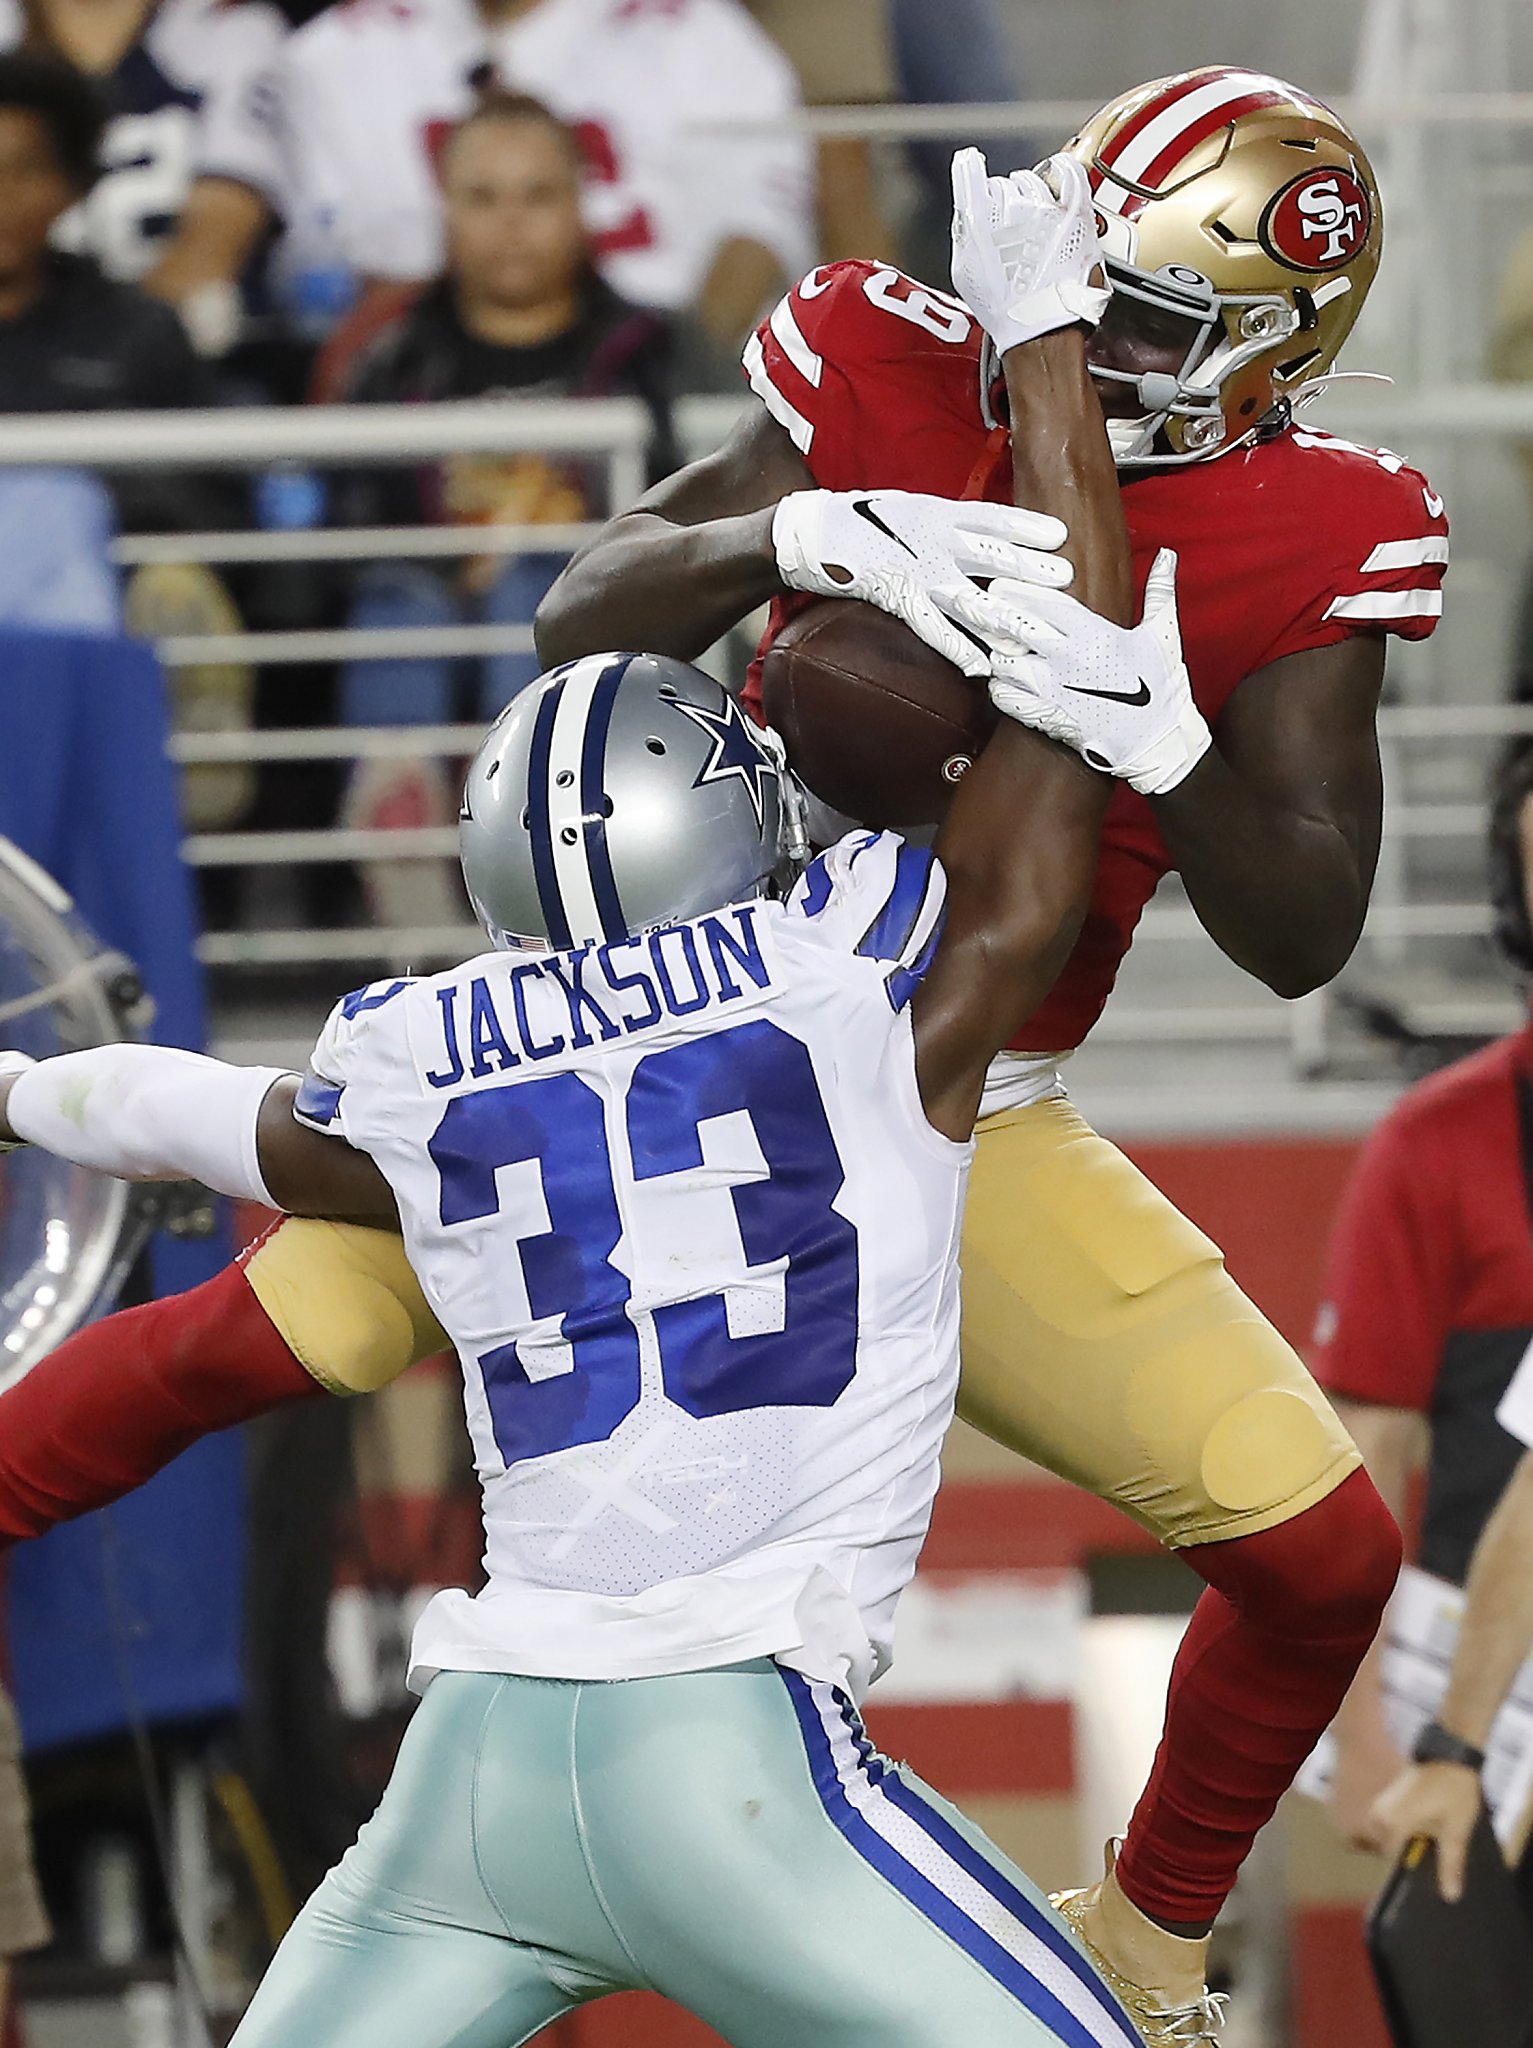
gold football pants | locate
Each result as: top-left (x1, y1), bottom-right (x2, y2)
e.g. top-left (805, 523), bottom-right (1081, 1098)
top-left (245, 1096), bottom-right (1357, 1547)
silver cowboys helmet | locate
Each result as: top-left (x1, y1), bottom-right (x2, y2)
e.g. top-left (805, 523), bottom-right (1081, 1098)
top-left (459, 652), bottom-right (808, 952)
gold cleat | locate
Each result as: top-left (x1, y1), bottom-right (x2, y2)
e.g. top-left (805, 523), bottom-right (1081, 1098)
top-left (1052, 1842), bottom-right (1227, 2044)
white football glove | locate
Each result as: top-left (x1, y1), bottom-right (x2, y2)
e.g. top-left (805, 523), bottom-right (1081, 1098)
top-left (980, 549), bottom-right (1212, 796)
top-left (0, 1048), bottom-right (36, 1151)
top-left (772, 488), bottom-right (1071, 680)
top-left (950, 147), bottom-right (1111, 355)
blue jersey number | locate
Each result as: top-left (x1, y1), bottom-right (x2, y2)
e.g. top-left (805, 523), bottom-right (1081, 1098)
top-left (429, 1020), bottom-right (859, 1464)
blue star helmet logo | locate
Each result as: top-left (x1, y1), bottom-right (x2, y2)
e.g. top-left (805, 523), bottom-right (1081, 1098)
top-left (667, 694), bottom-right (773, 830)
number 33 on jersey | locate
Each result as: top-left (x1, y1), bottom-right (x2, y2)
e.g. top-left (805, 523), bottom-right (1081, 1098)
top-left (294, 832), bottom-right (971, 1698)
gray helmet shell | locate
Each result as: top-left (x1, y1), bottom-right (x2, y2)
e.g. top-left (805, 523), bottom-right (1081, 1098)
top-left (460, 652), bottom-right (803, 951)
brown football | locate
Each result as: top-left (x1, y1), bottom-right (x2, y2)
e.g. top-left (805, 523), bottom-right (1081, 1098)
top-left (759, 597), bottom-right (997, 831)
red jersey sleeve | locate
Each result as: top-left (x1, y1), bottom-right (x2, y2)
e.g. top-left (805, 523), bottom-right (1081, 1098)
top-left (742, 260), bottom-right (981, 491)
top-left (1255, 428), bottom-right (1449, 670)
top-left (1308, 1093), bottom-right (1461, 1412)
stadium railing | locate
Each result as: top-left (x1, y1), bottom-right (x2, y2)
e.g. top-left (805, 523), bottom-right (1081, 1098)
top-left (1, 67), bottom-right (1528, 1090)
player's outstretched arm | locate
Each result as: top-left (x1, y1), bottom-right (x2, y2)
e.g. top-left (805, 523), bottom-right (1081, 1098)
top-left (913, 725), bottom-right (1108, 1141)
top-left (537, 401), bottom-right (1072, 679)
top-left (911, 311), bottom-right (1124, 1142)
top-left (536, 406), bottom-right (812, 666)
top-left (0, 1047), bottom-right (396, 1225)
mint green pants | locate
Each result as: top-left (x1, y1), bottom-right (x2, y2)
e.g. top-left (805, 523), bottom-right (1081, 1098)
top-left (231, 1662), bottom-right (1135, 2048)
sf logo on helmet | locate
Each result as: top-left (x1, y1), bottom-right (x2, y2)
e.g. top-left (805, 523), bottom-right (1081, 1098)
top-left (1260, 167), bottom-right (1372, 271)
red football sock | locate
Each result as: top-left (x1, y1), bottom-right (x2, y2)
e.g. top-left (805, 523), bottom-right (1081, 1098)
top-left (1113, 1467), bottom-right (1401, 1933)
top-left (0, 1254), bottom-right (324, 1551)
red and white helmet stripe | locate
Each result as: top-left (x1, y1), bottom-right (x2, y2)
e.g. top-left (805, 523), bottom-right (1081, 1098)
top-left (1090, 68), bottom-right (1326, 220)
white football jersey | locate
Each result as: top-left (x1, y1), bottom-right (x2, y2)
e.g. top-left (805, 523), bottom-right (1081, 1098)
top-left (297, 833), bottom-right (969, 1701)
top-left (0, 0), bottom-right (286, 281)
top-left (277, 0), bottom-right (812, 305)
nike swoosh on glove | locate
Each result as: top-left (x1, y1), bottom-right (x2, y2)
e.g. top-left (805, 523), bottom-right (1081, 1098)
top-left (950, 147), bottom-right (1111, 356)
top-left (772, 488), bottom-right (1071, 679)
top-left (980, 549), bottom-right (1212, 795)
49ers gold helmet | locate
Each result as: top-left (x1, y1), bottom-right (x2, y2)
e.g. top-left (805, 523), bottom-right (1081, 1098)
top-left (1064, 66), bottom-right (1381, 465)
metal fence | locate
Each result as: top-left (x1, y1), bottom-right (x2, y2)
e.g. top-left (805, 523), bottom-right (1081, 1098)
top-left (3, 83), bottom-right (1532, 1093)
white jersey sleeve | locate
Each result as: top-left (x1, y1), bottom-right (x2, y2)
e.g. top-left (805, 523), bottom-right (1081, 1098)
top-left (294, 976), bottom-right (415, 1137)
top-left (783, 830), bottom-right (947, 1013)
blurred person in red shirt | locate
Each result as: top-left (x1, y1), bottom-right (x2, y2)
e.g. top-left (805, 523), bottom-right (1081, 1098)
top-left (326, 91), bottom-right (672, 930)
top-left (1314, 743), bottom-right (1533, 1902)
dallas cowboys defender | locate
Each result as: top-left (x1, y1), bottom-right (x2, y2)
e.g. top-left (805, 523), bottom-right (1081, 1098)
top-left (0, 200), bottom-right (1204, 2041)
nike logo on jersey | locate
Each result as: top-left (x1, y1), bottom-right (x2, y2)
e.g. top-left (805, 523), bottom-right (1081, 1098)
top-left (1067, 678), bottom-right (1152, 707)
top-left (1423, 487), bottom-right (1445, 519)
top-left (851, 498), bottom-right (916, 557)
top-left (798, 268), bottom-right (833, 298)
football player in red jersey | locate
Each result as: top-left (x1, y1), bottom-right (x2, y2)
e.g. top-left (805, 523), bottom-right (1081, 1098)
top-left (0, 69), bottom-right (1440, 2044)
top-left (528, 68), bottom-right (1441, 2037)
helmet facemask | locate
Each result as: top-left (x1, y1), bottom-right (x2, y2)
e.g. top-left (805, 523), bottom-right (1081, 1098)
top-left (1087, 257), bottom-right (1306, 465)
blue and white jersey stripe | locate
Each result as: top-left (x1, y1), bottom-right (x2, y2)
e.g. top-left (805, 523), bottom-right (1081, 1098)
top-left (783, 1673), bottom-right (1139, 2048)
top-left (786, 832), bottom-right (946, 1003)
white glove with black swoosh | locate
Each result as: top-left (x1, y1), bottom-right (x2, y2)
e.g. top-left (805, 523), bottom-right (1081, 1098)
top-left (772, 488), bottom-right (1071, 680)
top-left (981, 549), bottom-right (1212, 795)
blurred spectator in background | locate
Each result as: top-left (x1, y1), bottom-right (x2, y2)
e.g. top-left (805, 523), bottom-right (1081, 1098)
top-left (744, 0), bottom-right (1024, 286)
top-left (743, 0), bottom-right (896, 265)
top-left (277, 0), bottom-right (811, 360)
top-left (1368, 1407), bottom-right (1533, 1910)
top-left (0, 50), bottom-right (259, 828)
top-left (1, 0), bottom-right (285, 357)
top-left (325, 92), bottom-right (672, 930)
top-left (0, 1658), bottom-right (49, 2046)
top-left (1490, 227), bottom-right (1533, 702)
top-left (1313, 744), bottom-right (1533, 1888)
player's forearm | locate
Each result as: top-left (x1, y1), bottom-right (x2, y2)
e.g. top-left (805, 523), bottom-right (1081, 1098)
top-left (1436, 1451), bottom-right (1533, 1750)
top-left (1002, 332), bottom-right (1132, 626)
top-left (918, 732), bottom-right (1110, 1135)
top-left (536, 506), bottom-right (783, 665)
top-left (141, 177), bottom-right (270, 305)
top-left (3, 1045), bottom-right (282, 1199)
top-left (1152, 751), bottom-right (1374, 996)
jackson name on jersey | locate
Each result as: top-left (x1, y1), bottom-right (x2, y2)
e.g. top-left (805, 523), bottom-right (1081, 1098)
top-left (743, 259), bottom-right (1450, 1055)
top-left (295, 832), bottom-right (969, 1704)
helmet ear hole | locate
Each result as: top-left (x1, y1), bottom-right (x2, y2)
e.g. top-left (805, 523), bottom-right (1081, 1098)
top-left (645, 737), bottom-right (666, 755)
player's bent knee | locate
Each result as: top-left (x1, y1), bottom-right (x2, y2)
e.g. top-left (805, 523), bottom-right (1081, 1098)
top-left (243, 1219), bottom-right (447, 1394)
top-left (1190, 1467), bottom-right (1401, 1638)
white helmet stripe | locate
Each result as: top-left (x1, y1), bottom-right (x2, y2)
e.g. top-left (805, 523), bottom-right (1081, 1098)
top-left (544, 654), bottom-right (618, 948)
top-left (1094, 71), bottom-right (1308, 214)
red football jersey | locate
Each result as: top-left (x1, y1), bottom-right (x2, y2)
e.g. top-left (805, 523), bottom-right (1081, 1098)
top-left (1308, 1026), bottom-right (1533, 1583)
top-left (742, 260), bottom-right (1450, 1052)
